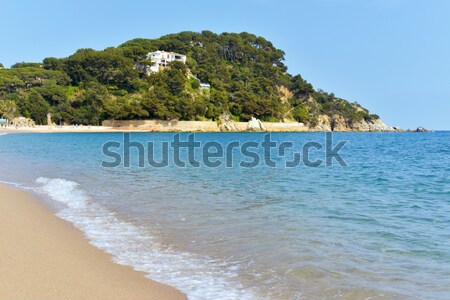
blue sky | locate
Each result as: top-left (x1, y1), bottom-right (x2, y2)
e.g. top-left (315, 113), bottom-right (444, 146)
top-left (1, 0), bottom-right (449, 129)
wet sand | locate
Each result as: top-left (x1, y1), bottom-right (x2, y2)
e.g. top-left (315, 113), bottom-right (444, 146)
top-left (0, 184), bottom-right (186, 300)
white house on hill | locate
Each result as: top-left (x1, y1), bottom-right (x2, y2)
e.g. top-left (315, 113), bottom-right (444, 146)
top-left (146, 50), bottom-right (187, 73)
top-left (135, 51), bottom-right (211, 88)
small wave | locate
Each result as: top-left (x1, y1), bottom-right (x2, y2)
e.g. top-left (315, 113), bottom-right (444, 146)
top-left (35, 177), bottom-right (257, 300)
top-left (0, 180), bottom-right (33, 191)
top-left (0, 133), bottom-right (7, 136)
top-left (0, 180), bottom-right (20, 186)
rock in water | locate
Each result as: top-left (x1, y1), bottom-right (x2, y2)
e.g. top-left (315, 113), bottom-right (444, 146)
top-left (415, 126), bottom-right (428, 132)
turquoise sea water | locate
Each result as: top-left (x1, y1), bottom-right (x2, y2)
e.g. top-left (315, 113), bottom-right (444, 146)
top-left (0, 132), bottom-right (449, 299)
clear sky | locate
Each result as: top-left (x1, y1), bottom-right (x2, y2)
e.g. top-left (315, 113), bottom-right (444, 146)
top-left (1, 0), bottom-right (449, 129)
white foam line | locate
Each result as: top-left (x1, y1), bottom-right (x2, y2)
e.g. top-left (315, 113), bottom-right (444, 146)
top-left (34, 177), bottom-right (259, 300)
top-left (0, 180), bottom-right (32, 191)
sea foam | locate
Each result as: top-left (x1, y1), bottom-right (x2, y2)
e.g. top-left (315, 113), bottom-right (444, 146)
top-left (35, 177), bottom-right (258, 300)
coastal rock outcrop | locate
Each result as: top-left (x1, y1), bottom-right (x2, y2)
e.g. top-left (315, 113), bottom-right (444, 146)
top-left (218, 114), bottom-right (238, 132)
top-left (310, 115), bottom-right (332, 132)
top-left (351, 118), bottom-right (397, 132)
top-left (247, 117), bottom-right (266, 131)
top-left (407, 126), bottom-right (429, 132)
top-left (309, 114), bottom-right (399, 132)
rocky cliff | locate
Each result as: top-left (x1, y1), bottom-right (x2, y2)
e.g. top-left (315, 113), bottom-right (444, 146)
top-left (310, 114), bottom-right (399, 132)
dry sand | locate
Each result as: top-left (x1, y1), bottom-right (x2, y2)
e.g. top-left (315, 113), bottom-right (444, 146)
top-left (0, 125), bottom-right (118, 133)
top-left (0, 184), bottom-right (186, 300)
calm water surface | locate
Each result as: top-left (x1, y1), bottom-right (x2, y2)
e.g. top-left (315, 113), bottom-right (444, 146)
top-left (0, 132), bottom-right (449, 300)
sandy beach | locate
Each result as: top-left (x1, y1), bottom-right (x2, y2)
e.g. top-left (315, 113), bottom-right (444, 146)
top-left (0, 119), bottom-right (311, 133)
top-left (0, 184), bottom-right (186, 300)
top-left (0, 125), bottom-right (119, 133)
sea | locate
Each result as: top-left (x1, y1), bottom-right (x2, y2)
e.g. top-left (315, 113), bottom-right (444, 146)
top-left (0, 131), bottom-right (449, 300)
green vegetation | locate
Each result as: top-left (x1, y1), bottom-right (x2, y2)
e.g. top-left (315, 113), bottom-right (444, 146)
top-left (0, 31), bottom-right (379, 125)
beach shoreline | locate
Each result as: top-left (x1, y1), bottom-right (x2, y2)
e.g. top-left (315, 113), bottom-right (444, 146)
top-left (0, 183), bottom-right (186, 300)
top-left (0, 125), bottom-right (120, 133)
top-left (0, 124), bottom-right (307, 133)
top-left (0, 124), bottom-right (402, 133)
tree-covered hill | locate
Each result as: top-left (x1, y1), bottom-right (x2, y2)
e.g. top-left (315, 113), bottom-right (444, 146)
top-left (0, 31), bottom-right (380, 128)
